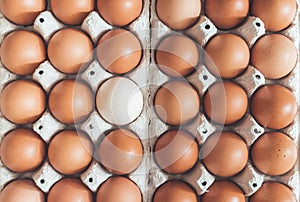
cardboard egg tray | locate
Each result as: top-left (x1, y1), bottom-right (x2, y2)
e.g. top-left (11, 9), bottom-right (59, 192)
top-left (0, 0), bottom-right (299, 201)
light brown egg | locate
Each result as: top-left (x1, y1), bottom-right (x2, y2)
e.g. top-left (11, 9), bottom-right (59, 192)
top-left (48, 178), bottom-right (93, 202)
top-left (156, 34), bottom-right (199, 77)
top-left (49, 80), bottom-right (94, 124)
top-left (48, 28), bottom-right (93, 74)
top-left (251, 132), bottom-right (297, 176)
top-left (0, 80), bottom-right (46, 124)
top-left (0, 128), bottom-right (45, 173)
top-left (0, 180), bottom-right (45, 202)
top-left (153, 180), bottom-right (197, 202)
top-left (97, 129), bottom-right (143, 175)
top-left (50, 0), bottom-right (94, 25)
top-left (97, 29), bottom-right (142, 75)
top-left (97, 0), bottom-right (143, 26)
top-left (251, 0), bottom-right (297, 31)
top-left (96, 176), bottom-right (142, 202)
top-left (0, 30), bottom-right (46, 75)
top-left (204, 81), bottom-right (248, 125)
top-left (0, 0), bottom-right (46, 25)
top-left (154, 81), bottom-right (200, 126)
top-left (154, 130), bottom-right (198, 174)
top-left (251, 85), bottom-right (297, 129)
top-left (205, 34), bottom-right (250, 78)
top-left (201, 132), bottom-right (248, 177)
top-left (205, 0), bottom-right (249, 29)
top-left (202, 181), bottom-right (245, 202)
top-left (250, 182), bottom-right (296, 202)
top-left (251, 34), bottom-right (297, 79)
top-left (156, 0), bottom-right (201, 30)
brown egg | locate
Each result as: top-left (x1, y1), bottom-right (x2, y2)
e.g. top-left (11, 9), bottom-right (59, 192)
top-left (156, 34), bottom-right (199, 77)
top-left (202, 181), bottom-right (245, 202)
top-left (97, 0), bottom-right (143, 26)
top-left (0, 180), bottom-right (45, 202)
top-left (204, 81), bottom-right (248, 125)
top-left (48, 130), bottom-right (93, 175)
top-left (251, 34), bottom-right (297, 79)
top-left (0, 80), bottom-right (46, 124)
top-left (251, 0), bottom-right (297, 31)
top-left (49, 80), bottom-right (94, 124)
top-left (48, 178), bottom-right (93, 202)
top-left (0, 30), bottom-right (46, 75)
top-left (97, 29), bottom-right (142, 75)
top-left (0, 0), bottom-right (46, 25)
top-left (201, 132), bottom-right (248, 177)
top-left (250, 182), bottom-right (296, 202)
top-left (0, 128), bottom-right (45, 173)
top-left (48, 28), bottom-right (93, 74)
top-left (251, 132), bottom-right (297, 176)
top-left (97, 129), bottom-right (143, 175)
top-left (156, 0), bottom-right (201, 30)
top-left (153, 180), bottom-right (197, 202)
top-left (50, 0), bottom-right (94, 25)
top-left (96, 176), bottom-right (142, 202)
top-left (154, 130), bottom-right (198, 174)
top-left (251, 85), bottom-right (297, 129)
top-left (205, 34), bottom-right (250, 78)
top-left (205, 0), bottom-right (249, 29)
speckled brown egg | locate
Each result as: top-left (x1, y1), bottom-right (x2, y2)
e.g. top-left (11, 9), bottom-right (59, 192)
top-left (0, 180), bottom-right (45, 202)
top-left (156, 0), bottom-right (201, 30)
top-left (202, 181), bottom-right (245, 202)
top-left (48, 130), bottom-right (93, 175)
top-left (97, 29), bottom-right (142, 75)
top-left (97, 129), bottom-right (143, 175)
top-left (0, 128), bottom-right (45, 173)
top-left (251, 84), bottom-right (297, 129)
top-left (251, 132), bottom-right (297, 176)
top-left (154, 130), bottom-right (198, 174)
top-left (0, 80), bottom-right (46, 124)
top-left (153, 180), bottom-right (197, 202)
top-left (0, 30), bottom-right (46, 75)
top-left (156, 34), bottom-right (199, 77)
top-left (205, 0), bottom-right (249, 29)
top-left (0, 0), bottom-right (46, 25)
top-left (251, 34), bottom-right (297, 79)
top-left (250, 182), bottom-right (296, 202)
top-left (48, 178), bottom-right (93, 202)
top-left (204, 81), bottom-right (248, 125)
top-left (96, 176), bottom-right (142, 202)
top-left (48, 28), bottom-right (93, 74)
top-left (251, 0), bottom-right (297, 31)
top-left (205, 34), bottom-right (250, 78)
top-left (50, 0), bottom-right (94, 25)
top-left (201, 132), bottom-right (248, 177)
top-left (154, 81), bottom-right (200, 125)
top-left (49, 80), bottom-right (94, 124)
top-left (97, 0), bottom-right (143, 26)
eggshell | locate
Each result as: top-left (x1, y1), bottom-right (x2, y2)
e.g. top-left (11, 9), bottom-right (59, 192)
top-left (153, 180), bottom-right (197, 202)
top-left (155, 34), bottom-right (199, 77)
top-left (0, 80), bottom-right (46, 124)
top-left (251, 84), bottom-right (297, 129)
top-left (154, 130), bottom-right (198, 174)
top-left (97, 0), bottom-right (143, 26)
top-left (154, 81), bottom-right (200, 125)
top-left (156, 0), bottom-right (201, 30)
top-left (49, 80), bottom-right (94, 124)
top-left (48, 178), bottom-right (93, 202)
top-left (0, 30), bottom-right (46, 75)
top-left (96, 176), bottom-right (142, 202)
top-left (97, 29), bottom-right (142, 75)
top-left (97, 129), bottom-right (143, 175)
